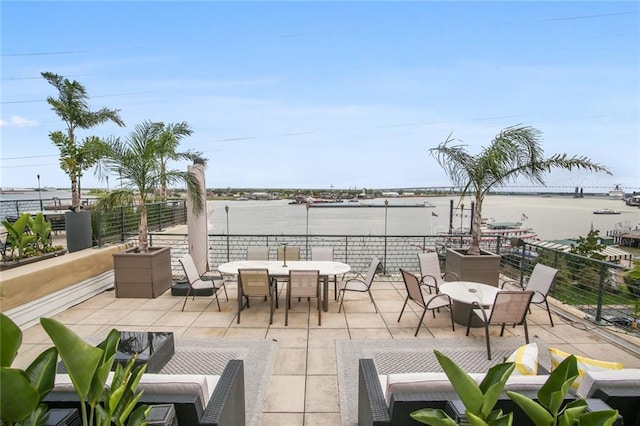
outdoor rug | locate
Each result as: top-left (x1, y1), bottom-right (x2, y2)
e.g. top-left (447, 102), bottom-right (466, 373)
top-left (80, 336), bottom-right (277, 426)
top-left (336, 338), bottom-right (550, 426)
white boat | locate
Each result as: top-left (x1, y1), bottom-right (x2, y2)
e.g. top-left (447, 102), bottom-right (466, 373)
top-left (608, 185), bottom-right (624, 199)
top-left (593, 208), bottom-right (621, 215)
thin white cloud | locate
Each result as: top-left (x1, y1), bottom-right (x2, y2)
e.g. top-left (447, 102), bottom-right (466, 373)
top-left (0, 115), bottom-right (39, 128)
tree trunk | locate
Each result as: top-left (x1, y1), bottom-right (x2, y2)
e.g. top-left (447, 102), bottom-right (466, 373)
top-left (139, 202), bottom-right (148, 253)
top-left (468, 195), bottom-right (483, 255)
top-left (71, 173), bottom-right (80, 210)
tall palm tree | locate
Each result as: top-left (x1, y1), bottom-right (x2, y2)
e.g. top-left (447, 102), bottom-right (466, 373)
top-left (430, 124), bottom-right (611, 256)
top-left (42, 72), bottom-right (125, 209)
top-left (155, 121), bottom-right (195, 200)
top-left (98, 120), bottom-right (203, 253)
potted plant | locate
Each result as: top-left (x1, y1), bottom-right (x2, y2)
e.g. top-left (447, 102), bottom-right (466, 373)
top-left (410, 350), bottom-right (618, 426)
top-left (1, 213), bottom-right (65, 270)
top-left (42, 72), bottom-right (125, 252)
top-left (0, 313), bottom-right (149, 426)
top-left (97, 120), bottom-right (204, 298)
top-left (430, 125), bottom-right (610, 285)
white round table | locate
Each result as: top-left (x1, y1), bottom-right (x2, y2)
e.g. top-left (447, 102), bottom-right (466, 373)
top-left (439, 281), bottom-right (500, 327)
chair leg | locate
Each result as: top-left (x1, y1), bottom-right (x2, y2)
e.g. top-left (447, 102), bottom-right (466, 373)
top-left (415, 308), bottom-right (429, 337)
top-left (367, 290), bottom-right (378, 313)
top-left (338, 290), bottom-right (346, 313)
top-left (213, 287), bottom-right (221, 312)
top-left (485, 323), bottom-right (492, 360)
top-left (523, 319), bottom-right (530, 343)
top-left (222, 283), bottom-right (228, 301)
top-left (237, 296), bottom-right (242, 324)
top-left (181, 288), bottom-right (192, 311)
top-left (545, 300), bottom-right (554, 326)
top-left (449, 308), bottom-right (455, 332)
top-left (465, 310), bottom-right (473, 336)
top-left (397, 297), bottom-right (409, 322)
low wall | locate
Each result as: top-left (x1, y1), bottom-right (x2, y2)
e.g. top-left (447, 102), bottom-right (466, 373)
top-left (0, 243), bottom-right (131, 312)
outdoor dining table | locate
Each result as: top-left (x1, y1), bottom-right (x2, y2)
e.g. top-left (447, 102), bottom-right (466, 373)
top-left (439, 281), bottom-right (501, 327)
top-left (218, 260), bottom-right (351, 311)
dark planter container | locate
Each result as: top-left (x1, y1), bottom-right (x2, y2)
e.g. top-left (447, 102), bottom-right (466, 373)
top-left (113, 246), bottom-right (172, 298)
top-left (65, 210), bottom-right (92, 253)
top-left (445, 248), bottom-right (501, 286)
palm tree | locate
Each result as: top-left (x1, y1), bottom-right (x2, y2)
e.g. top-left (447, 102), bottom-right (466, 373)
top-left (155, 121), bottom-right (196, 200)
top-left (42, 72), bottom-right (125, 209)
top-left (430, 124), bottom-right (611, 256)
top-left (98, 120), bottom-right (204, 253)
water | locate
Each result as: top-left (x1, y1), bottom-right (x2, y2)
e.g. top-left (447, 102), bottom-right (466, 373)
top-left (2, 191), bottom-right (638, 241)
top-left (206, 195), bottom-right (640, 241)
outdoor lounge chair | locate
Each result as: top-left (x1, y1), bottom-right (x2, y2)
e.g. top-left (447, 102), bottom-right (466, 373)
top-left (286, 269), bottom-right (321, 326)
top-left (45, 359), bottom-right (246, 426)
top-left (501, 263), bottom-right (558, 326)
top-left (179, 254), bottom-right (228, 312)
top-left (467, 290), bottom-right (534, 360)
top-left (337, 256), bottom-right (381, 313)
top-left (398, 268), bottom-right (454, 336)
top-left (417, 251), bottom-right (458, 294)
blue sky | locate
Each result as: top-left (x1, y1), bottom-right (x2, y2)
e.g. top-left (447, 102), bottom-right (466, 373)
top-left (1, 1), bottom-right (639, 192)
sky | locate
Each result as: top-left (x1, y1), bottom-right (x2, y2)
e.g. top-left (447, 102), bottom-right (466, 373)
top-left (1, 1), bottom-right (639, 193)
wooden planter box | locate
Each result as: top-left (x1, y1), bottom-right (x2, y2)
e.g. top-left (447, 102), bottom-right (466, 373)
top-left (113, 246), bottom-right (172, 298)
top-left (445, 248), bottom-right (501, 287)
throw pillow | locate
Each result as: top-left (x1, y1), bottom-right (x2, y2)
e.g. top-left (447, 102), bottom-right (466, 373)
top-left (506, 343), bottom-right (538, 376)
top-left (548, 347), bottom-right (624, 389)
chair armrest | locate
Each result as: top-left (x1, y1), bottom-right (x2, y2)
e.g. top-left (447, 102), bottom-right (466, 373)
top-left (419, 274), bottom-right (438, 288)
top-left (358, 359), bottom-right (391, 426)
top-left (442, 271), bottom-right (459, 281)
top-left (200, 359), bottom-right (245, 426)
top-left (500, 280), bottom-right (525, 290)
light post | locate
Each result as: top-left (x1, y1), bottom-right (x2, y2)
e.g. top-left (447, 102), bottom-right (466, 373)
top-left (305, 202), bottom-right (310, 259)
top-left (383, 199), bottom-right (388, 274)
top-left (37, 174), bottom-right (43, 211)
top-left (106, 176), bottom-right (109, 192)
top-left (225, 205), bottom-right (230, 261)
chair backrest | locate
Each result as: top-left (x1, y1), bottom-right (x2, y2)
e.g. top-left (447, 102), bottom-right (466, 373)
top-left (179, 254), bottom-right (201, 286)
top-left (526, 264), bottom-right (558, 296)
top-left (247, 246), bottom-right (269, 260)
top-left (311, 247), bottom-right (334, 261)
top-left (277, 246), bottom-right (301, 261)
top-left (400, 269), bottom-right (425, 307)
top-left (238, 268), bottom-right (271, 297)
top-left (288, 270), bottom-right (320, 298)
top-left (418, 252), bottom-right (442, 279)
top-left (363, 257), bottom-right (381, 287)
top-left (488, 291), bottom-right (534, 325)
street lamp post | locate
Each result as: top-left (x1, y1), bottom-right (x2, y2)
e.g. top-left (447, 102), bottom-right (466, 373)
top-left (383, 199), bottom-right (388, 274)
top-left (106, 176), bottom-right (109, 192)
top-left (305, 203), bottom-right (310, 259)
top-left (225, 205), bottom-right (230, 261)
top-left (37, 174), bottom-right (43, 211)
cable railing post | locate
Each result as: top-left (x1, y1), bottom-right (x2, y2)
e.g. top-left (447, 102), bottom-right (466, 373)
top-left (595, 263), bottom-right (607, 323)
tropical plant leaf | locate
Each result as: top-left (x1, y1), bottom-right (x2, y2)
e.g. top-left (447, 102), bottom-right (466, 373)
top-left (40, 317), bottom-right (103, 399)
top-left (507, 390), bottom-right (553, 425)
top-left (410, 408), bottom-right (459, 426)
top-left (25, 346), bottom-right (58, 399)
top-left (577, 410), bottom-right (619, 426)
top-left (0, 367), bottom-right (40, 423)
top-left (537, 355), bottom-right (578, 415)
top-left (434, 350), bottom-right (484, 413)
top-left (478, 362), bottom-right (515, 417)
top-left (0, 313), bottom-right (22, 367)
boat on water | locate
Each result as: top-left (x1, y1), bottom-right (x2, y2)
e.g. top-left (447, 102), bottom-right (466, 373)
top-left (443, 221), bottom-right (539, 245)
top-left (608, 185), bottom-right (624, 199)
top-left (307, 200), bottom-right (436, 208)
top-left (593, 208), bottom-right (621, 215)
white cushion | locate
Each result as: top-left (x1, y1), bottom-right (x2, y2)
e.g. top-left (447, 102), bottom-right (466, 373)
top-left (504, 374), bottom-right (549, 392)
top-left (576, 369), bottom-right (640, 399)
top-left (54, 373), bottom-right (219, 408)
top-left (384, 372), bottom-right (484, 406)
top-left (506, 343), bottom-right (538, 376)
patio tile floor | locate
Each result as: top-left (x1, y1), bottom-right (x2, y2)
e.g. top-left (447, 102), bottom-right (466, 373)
top-left (11, 276), bottom-right (640, 426)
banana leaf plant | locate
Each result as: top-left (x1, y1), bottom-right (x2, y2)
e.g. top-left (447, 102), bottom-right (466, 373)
top-left (1, 213), bottom-right (60, 262)
top-left (0, 313), bottom-right (149, 426)
top-left (410, 350), bottom-right (618, 426)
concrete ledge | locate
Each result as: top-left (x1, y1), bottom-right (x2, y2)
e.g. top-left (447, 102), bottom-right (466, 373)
top-left (0, 243), bottom-right (131, 311)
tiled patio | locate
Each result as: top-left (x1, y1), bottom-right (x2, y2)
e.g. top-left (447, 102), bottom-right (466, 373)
top-left (13, 275), bottom-right (640, 425)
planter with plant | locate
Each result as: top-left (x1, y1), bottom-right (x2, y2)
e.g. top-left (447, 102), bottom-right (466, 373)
top-left (97, 120), bottom-right (204, 298)
top-left (1, 213), bottom-right (65, 270)
top-left (410, 350), bottom-right (618, 426)
top-left (430, 125), bottom-right (610, 285)
top-left (0, 313), bottom-right (149, 426)
top-left (42, 72), bottom-right (125, 253)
